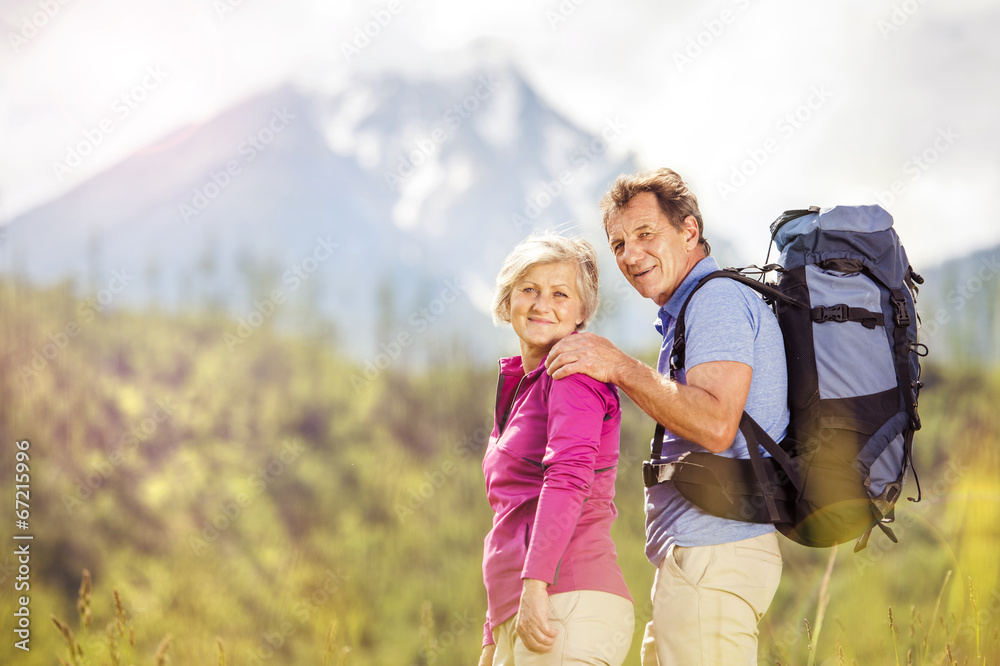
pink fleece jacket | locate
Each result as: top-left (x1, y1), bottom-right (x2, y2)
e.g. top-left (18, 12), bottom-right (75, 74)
top-left (481, 354), bottom-right (632, 646)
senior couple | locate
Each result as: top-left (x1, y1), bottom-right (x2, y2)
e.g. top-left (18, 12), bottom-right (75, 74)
top-left (479, 168), bottom-right (787, 665)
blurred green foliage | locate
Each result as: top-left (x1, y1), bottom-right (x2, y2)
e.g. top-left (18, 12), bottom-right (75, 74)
top-left (1, 278), bottom-right (997, 665)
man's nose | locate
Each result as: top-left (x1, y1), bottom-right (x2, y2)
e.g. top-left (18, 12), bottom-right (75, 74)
top-left (621, 242), bottom-right (642, 266)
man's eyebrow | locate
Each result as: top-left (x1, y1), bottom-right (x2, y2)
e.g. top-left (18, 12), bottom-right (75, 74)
top-left (609, 223), bottom-right (654, 245)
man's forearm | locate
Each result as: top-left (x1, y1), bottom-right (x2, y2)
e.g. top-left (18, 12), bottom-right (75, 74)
top-left (610, 354), bottom-right (740, 453)
top-left (544, 332), bottom-right (746, 452)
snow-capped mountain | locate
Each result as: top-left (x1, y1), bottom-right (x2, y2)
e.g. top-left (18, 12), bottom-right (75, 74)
top-left (2, 66), bottom-right (672, 363)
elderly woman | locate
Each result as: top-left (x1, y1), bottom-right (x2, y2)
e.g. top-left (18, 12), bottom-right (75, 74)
top-left (480, 232), bottom-right (634, 665)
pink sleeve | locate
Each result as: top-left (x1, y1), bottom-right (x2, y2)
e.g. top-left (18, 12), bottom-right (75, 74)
top-left (521, 374), bottom-right (610, 583)
top-left (483, 620), bottom-right (494, 647)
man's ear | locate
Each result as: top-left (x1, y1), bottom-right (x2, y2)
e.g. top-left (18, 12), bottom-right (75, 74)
top-left (683, 215), bottom-right (700, 248)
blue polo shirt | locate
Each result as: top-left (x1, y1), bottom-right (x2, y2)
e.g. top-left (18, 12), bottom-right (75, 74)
top-left (644, 257), bottom-right (789, 565)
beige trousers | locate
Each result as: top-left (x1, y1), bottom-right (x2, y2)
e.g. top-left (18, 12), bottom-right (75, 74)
top-left (493, 590), bottom-right (635, 665)
top-left (640, 532), bottom-right (783, 666)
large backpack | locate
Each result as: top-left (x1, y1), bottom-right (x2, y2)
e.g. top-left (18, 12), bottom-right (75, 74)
top-left (642, 205), bottom-right (926, 550)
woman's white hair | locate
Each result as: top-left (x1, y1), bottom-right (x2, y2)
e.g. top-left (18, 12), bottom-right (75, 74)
top-left (491, 230), bottom-right (600, 330)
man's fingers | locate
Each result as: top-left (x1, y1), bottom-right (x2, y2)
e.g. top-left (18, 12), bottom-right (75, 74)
top-left (547, 355), bottom-right (582, 379)
top-left (545, 352), bottom-right (570, 376)
top-left (549, 362), bottom-right (573, 380)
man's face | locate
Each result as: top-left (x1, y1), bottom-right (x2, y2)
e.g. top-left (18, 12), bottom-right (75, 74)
top-left (606, 191), bottom-right (699, 307)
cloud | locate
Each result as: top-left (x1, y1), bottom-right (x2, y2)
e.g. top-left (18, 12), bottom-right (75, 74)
top-left (2, 0), bottom-right (998, 269)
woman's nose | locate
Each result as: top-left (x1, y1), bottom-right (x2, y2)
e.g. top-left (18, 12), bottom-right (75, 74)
top-left (532, 294), bottom-right (552, 313)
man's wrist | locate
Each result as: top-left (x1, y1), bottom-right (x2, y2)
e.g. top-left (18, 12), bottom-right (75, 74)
top-left (610, 352), bottom-right (641, 388)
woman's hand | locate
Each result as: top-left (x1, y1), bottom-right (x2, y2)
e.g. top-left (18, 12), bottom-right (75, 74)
top-left (478, 644), bottom-right (496, 666)
top-left (515, 578), bottom-right (558, 653)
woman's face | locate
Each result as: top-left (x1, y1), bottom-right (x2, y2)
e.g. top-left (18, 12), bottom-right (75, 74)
top-left (509, 261), bottom-right (586, 361)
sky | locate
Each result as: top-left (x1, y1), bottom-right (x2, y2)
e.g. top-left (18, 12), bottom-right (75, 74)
top-left (2, 0), bottom-right (999, 269)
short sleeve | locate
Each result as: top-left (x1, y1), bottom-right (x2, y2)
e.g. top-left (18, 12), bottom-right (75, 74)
top-left (683, 279), bottom-right (760, 371)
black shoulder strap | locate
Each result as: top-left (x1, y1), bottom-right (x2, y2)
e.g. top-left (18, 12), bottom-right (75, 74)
top-left (648, 269), bottom-right (807, 522)
top-left (651, 269), bottom-right (804, 462)
top-left (669, 269), bottom-right (804, 375)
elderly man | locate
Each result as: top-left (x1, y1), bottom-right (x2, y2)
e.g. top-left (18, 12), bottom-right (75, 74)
top-left (546, 168), bottom-right (787, 665)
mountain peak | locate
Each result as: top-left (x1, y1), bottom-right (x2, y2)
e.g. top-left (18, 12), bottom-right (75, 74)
top-left (2, 66), bottom-right (646, 362)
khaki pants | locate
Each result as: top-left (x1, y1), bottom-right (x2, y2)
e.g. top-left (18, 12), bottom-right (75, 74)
top-left (493, 590), bottom-right (634, 665)
top-left (640, 532), bottom-right (783, 666)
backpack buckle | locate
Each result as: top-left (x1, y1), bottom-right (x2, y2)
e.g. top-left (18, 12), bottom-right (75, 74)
top-left (892, 298), bottom-right (911, 327)
top-left (814, 304), bottom-right (848, 322)
top-left (642, 460), bottom-right (658, 487)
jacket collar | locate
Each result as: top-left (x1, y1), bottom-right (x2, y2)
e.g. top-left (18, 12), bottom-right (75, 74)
top-left (498, 354), bottom-right (549, 378)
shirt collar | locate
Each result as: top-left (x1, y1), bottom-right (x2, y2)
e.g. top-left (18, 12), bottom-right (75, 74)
top-left (654, 256), bottom-right (721, 335)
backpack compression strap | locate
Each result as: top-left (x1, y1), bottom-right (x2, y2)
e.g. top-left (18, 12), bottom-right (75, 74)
top-left (859, 267), bottom-right (924, 504)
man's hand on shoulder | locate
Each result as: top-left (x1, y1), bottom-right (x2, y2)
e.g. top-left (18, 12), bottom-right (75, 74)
top-left (545, 332), bottom-right (630, 383)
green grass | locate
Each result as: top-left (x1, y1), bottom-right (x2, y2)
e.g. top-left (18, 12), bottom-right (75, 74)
top-left (0, 279), bottom-right (997, 665)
